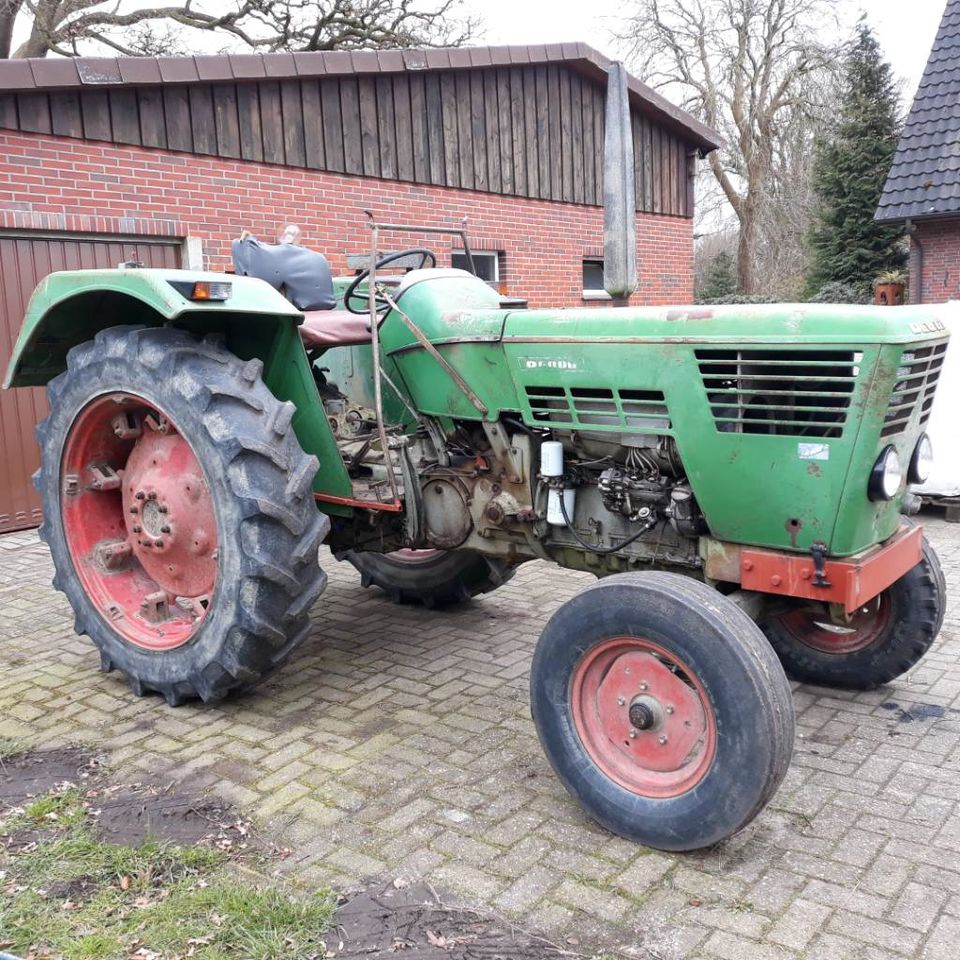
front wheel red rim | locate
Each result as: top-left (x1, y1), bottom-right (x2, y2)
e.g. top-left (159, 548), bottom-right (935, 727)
top-left (571, 637), bottom-right (717, 798)
top-left (60, 392), bottom-right (219, 651)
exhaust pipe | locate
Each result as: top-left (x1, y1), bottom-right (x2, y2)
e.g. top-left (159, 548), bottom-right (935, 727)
top-left (603, 62), bottom-right (637, 301)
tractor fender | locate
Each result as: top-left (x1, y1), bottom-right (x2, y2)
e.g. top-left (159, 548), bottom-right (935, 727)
top-left (4, 267), bottom-right (302, 388)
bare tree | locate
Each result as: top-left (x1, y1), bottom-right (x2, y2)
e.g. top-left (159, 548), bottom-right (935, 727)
top-left (620, 0), bottom-right (840, 293)
top-left (3, 0), bottom-right (477, 60)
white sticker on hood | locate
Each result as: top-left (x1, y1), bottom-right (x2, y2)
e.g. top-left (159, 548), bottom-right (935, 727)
top-left (798, 443), bottom-right (830, 461)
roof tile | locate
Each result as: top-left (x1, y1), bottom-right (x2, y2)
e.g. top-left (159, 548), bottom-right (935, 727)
top-left (402, 49), bottom-right (430, 70)
top-left (292, 51), bottom-right (327, 75)
top-left (77, 58), bottom-right (122, 85)
top-left (447, 48), bottom-right (472, 68)
top-left (117, 58), bottom-right (162, 84)
top-left (30, 58), bottom-right (80, 87)
top-left (322, 51), bottom-right (353, 74)
top-left (157, 56), bottom-right (199, 83)
top-left (262, 52), bottom-right (296, 77)
top-left (423, 48), bottom-right (451, 69)
top-left (377, 49), bottom-right (405, 71)
top-left (194, 55), bottom-right (233, 81)
top-left (0, 59), bottom-right (33, 90)
top-left (350, 51), bottom-right (380, 73)
top-left (230, 54), bottom-right (267, 79)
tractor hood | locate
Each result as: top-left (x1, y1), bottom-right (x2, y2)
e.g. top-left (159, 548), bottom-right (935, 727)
top-left (501, 301), bottom-right (952, 347)
top-left (382, 273), bottom-right (950, 557)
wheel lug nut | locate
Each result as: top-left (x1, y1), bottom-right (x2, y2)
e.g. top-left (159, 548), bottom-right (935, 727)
top-left (666, 706), bottom-right (674, 715)
top-left (160, 525), bottom-right (171, 534)
top-left (658, 735), bottom-right (668, 745)
top-left (135, 491), bottom-right (145, 500)
top-left (639, 682), bottom-right (648, 691)
top-left (617, 696), bottom-right (626, 706)
top-left (132, 525), bottom-right (141, 533)
top-left (155, 540), bottom-right (164, 548)
top-left (629, 730), bottom-right (637, 739)
top-left (147, 491), bottom-right (157, 500)
top-left (129, 506), bottom-right (138, 515)
top-left (158, 505), bottom-right (168, 514)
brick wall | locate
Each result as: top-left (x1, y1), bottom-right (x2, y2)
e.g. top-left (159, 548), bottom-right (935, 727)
top-left (911, 219), bottom-right (960, 304)
top-left (0, 130), bottom-right (694, 307)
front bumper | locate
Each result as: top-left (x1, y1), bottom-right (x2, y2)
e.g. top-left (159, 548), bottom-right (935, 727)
top-left (704, 524), bottom-right (924, 614)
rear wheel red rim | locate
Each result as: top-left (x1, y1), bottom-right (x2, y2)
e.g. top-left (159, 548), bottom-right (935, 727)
top-left (60, 392), bottom-right (218, 651)
top-left (571, 637), bottom-right (717, 798)
top-left (777, 595), bottom-right (891, 655)
top-left (387, 549), bottom-right (444, 563)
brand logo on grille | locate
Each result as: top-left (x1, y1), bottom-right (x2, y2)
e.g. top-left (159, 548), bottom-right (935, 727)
top-left (522, 358), bottom-right (579, 371)
top-left (910, 319), bottom-right (946, 334)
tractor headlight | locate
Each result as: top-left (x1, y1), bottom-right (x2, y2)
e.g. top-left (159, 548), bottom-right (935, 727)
top-left (869, 445), bottom-right (903, 501)
top-left (908, 433), bottom-right (933, 485)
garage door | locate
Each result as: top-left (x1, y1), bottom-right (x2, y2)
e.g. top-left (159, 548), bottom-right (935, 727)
top-left (0, 232), bottom-right (184, 534)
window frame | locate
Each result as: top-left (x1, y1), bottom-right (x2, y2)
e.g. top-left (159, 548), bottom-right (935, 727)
top-left (452, 249), bottom-right (500, 285)
top-left (582, 257), bottom-right (612, 300)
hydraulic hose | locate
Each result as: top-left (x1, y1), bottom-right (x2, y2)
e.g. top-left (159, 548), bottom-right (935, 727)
top-left (556, 488), bottom-right (655, 555)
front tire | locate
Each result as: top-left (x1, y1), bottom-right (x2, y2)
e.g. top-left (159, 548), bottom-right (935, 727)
top-left (37, 326), bottom-right (328, 705)
top-left (530, 572), bottom-right (794, 851)
top-left (342, 549), bottom-right (513, 607)
top-left (758, 534), bottom-right (945, 690)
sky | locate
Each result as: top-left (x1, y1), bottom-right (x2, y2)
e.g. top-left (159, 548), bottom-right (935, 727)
top-left (479, 0), bottom-right (947, 108)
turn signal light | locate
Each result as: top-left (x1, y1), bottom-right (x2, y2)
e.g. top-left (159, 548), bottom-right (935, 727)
top-left (168, 279), bottom-right (232, 301)
top-left (190, 281), bottom-right (232, 301)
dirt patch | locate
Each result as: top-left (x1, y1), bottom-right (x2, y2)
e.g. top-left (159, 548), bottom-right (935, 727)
top-left (332, 880), bottom-right (570, 959)
top-left (1, 748), bottom-right (253, 856)
top-left (45, 874), bottom-right (101, 901)
top-left (93, 783), bottom-right (249, 850)
top-left (0, 746), bottom-right (96, 807)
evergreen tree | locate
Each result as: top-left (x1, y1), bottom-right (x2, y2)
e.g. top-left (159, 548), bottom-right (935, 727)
top-left (698, 251), bottom-right (739, 301)
top-left (807, 23), bottom-right (905, 296)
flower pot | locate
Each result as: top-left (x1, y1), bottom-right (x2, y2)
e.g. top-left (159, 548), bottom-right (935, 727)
top-left (874, 281), bottom-right (905, 306)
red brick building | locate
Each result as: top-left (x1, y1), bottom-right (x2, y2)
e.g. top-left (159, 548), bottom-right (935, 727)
top-left (876, 1), bottom-right (960, 303)
top-left (0, 43), bottom-right (717, 531)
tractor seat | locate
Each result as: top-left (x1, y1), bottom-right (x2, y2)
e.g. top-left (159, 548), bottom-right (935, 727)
top-left (298, 310), bottom-right (372, 349)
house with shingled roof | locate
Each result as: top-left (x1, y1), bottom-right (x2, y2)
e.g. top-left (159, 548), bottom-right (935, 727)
top-left (876, 0), bottom-right (960, 303)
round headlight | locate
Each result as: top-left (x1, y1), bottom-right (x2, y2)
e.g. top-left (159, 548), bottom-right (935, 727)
top-left (908, 433), bottom-right (933, 484)
top-left (869, 445), bottom-right (902, 501)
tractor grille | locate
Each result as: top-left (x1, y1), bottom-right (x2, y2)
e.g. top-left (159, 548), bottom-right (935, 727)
top-left (524, 386), bottom-right (671, 432)
top-left (881, 341), bottom-right (948, 438)
top-left (696, 349), bottom-right (859, 438)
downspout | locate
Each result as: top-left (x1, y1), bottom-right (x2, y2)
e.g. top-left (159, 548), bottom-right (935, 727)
top-left (907, 219), bottom-right (923, 304)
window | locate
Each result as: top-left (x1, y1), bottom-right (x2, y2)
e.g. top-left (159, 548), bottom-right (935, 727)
top-left (452, 250), bottom-right (500, 286)
top-left (582, 258), bottom-right (610, 299)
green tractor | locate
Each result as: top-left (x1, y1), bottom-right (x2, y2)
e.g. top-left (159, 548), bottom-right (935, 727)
top-left (3, 213), bottom-right (948, 851)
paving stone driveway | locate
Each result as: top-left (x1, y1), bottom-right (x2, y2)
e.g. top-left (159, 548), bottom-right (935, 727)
top-left (2, 514), bottom-right (959, 959)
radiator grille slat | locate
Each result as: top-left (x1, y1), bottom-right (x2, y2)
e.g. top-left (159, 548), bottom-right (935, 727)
top-left (524, 385), bottom-right (671, 431)
top-left (696, 349), bottom-right (858, 438)
top-left (881, 341), bottom-right (948, 438)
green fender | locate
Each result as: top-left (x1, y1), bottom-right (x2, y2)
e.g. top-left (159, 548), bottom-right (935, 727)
top-left (3, 267), bottom-right (353, 510)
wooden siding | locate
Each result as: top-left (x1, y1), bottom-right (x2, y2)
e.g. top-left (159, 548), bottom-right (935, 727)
top-left (0, 65), bottom-right (694, 217)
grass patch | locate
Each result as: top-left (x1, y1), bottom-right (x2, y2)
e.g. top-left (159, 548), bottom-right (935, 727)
top-left (0, 784), bottom-right (335, 960)
top-left (20, 786), bottom-right (88, 827)
top-left (0, 736), bottom-right (27, 760)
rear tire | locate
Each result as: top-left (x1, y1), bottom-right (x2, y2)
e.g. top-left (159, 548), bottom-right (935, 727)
top-left (37, 326), bottom-right (328, 705)
top-left (758, 533), bottom-right (945, 690)
top-left (342, 549), bottom-right (513, 607)
top-left (530, 572), bottom-right (794, 851)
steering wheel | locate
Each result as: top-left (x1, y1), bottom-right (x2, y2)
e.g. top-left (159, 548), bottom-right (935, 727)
top-left (344, 248), bottom-right (437, 315)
